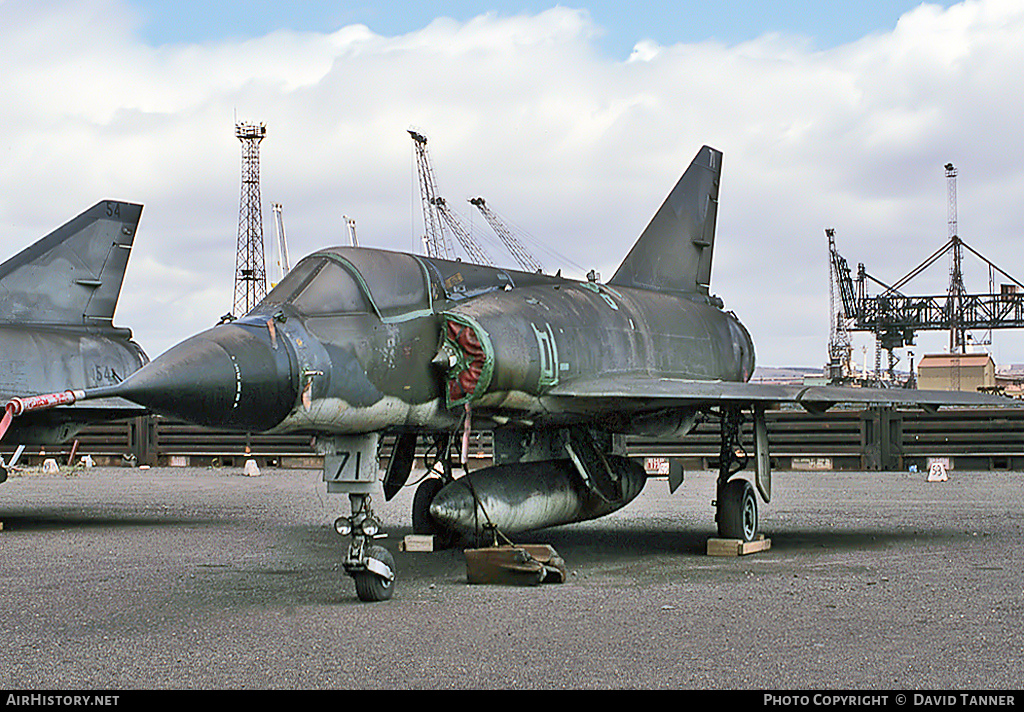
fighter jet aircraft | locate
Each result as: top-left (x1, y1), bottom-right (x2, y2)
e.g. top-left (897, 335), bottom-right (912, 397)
top-left (0, 201), bottom-right (148, 477)
top-left (5, 148), bottom-right (1012, 601)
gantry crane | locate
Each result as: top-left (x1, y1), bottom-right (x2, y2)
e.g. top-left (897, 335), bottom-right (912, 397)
top-left (827, 162), bottom-right (1024, 383)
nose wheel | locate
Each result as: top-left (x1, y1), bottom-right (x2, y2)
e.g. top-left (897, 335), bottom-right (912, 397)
top-left (352, 543), bottom-right (395, 602)
top-left (320, 433), bottom-right (398, 602)
top-left (335, 493), bottom-right (395, 602)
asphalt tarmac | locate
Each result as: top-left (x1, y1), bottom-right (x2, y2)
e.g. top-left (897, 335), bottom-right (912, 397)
top-left (1, 463), bottom-right (1021, 690)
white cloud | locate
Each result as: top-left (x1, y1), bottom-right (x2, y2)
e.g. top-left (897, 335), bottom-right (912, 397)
top-left (628, 40), bottom-right (662, 63)
top-left (2, 0), bottom-right (1023, 368)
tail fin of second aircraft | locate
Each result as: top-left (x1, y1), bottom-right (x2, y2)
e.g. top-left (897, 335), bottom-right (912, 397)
top-left (0, 201), bottom-right (142, 327)
top-left (608, 145), bottom-right (722, 295)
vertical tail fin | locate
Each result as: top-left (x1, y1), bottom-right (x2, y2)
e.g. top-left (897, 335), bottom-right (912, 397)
top-left (0, 201), bottom-right (142, 326)
top-left (608, 146), bottom-right (722, 294)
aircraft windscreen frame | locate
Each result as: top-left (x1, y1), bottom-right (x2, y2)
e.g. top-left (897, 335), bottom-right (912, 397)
top-left (259, 249), bottom-right (432, 321)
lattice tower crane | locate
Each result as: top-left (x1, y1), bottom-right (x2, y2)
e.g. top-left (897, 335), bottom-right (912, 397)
top-left (408, 130), bottom-right (492, 265)
top-left (826, 228), bottom-right (854, 382)
top-left (945, 163), bottom-right (969, 355)
top-left (468, 197), bottom-right (542, 273)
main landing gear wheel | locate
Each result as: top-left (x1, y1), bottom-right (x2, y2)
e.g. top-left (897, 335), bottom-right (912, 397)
top-left (354, 545), bottom-right (395, 602)
top-left (412, 477), bottom-right (445, 535)
top-left (717, 479), bottom-right (758, 542)
top-left (412, 477), bottom-right (457, 548)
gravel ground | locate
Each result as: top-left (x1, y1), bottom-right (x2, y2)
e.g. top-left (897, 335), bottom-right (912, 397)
top-left (1, 463), bottom-right (1022, 690)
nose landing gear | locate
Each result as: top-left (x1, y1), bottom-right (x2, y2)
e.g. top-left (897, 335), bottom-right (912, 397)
top-left (334, 493), bottom-right (395, 602)
top-left (321, 433), bottom-right (396, 602)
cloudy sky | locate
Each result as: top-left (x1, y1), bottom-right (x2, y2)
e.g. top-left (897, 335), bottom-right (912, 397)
top-left (3, 0), bottom-right (1023, 370)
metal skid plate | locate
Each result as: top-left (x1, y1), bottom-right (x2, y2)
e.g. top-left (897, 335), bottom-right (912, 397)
top-left (364, 553), bottom-right (395, 582)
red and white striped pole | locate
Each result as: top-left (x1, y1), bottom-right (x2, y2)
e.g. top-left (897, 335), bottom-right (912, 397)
top-left (0, 390), bottom-right (86, 441)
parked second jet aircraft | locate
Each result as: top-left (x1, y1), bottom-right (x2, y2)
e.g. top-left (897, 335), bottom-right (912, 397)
top-left (0, 201), bottom-right (147, 479)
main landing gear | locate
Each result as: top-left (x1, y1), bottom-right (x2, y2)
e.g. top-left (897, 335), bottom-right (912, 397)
top-left (713, 405), bottom-right (771, 542)
top-left (409, 433), bottom-right (457, 545)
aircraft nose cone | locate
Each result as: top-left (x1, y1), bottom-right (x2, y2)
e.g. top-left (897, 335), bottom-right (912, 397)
top-left (115, 322), bottom-right (297, 431)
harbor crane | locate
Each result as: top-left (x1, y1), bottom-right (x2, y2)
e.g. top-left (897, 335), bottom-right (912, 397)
top-left (408, 130), bottom-right (492, 265)
top-left (469, 197), bottom-right (543, 273)
top-left (271, 202), bottom-right (291, 287)
top-left (827, 163), bottom-right (1024, 382)
top-left (409, 130), bottom-right (544, 272)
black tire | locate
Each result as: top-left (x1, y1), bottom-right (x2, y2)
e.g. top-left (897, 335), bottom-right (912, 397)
top-left (412, 477), bottom-right (446, 535)
top-left (717, 479), bottom-right (758, 542)
top-left (411, 477), bottom-right (458, 548)
top-left (354, 545), bottom-right (395, 602)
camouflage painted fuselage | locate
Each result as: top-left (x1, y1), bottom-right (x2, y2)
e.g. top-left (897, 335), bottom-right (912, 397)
top-left (111, 244), bottom-right (753, 438)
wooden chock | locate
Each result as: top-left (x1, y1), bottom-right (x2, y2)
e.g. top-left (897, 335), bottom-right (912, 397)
top-left (707, 534), bottom-right (771, 557)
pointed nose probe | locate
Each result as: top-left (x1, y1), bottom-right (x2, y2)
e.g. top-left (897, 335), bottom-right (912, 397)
top-left (1, 322), bottom-right (299, 438)
top-left (113, 322), bottom-right (299, 431)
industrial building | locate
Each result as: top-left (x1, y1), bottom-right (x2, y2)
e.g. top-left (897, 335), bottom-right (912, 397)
top-left (917, 352), bottom-right (996, 392)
